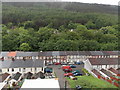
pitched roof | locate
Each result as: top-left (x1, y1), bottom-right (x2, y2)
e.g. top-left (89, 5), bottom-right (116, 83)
top-left (24, 72), bottom-right (33, 79)
top-left (78, 51), bottom-right (87, 55)
top-left (0, 59), bottom-right (44, 68)
top-left (90, 51), bottom-right (103, 55)
top-left (8, 52), bottom-right (16, 57)
top-left (102, 51), bottom-right (118, 55)
top-left (59, 51), bottom-right (66, 56)
top-left (39, 51), bottom-right (52, 56)
top-left (89, 58), bottom-right (119, 65)
top-left (0, 73), bottom-right (10, 82)
top-left (66, 51), bottom-right (79, 55)
top-left (108, 67), bottom-right (118, 74)
top-left (92, 69), bottom-right (102, 76)
top-left (12, 72), bottom-right (22, 81)
top-left (100, 69), bottom-right (113, 77)
top-left (1, 52), bottom-right (9, 57)
top-left (52, 51), bottom-right (59, 56)
top-left (16, 52), bottom-right (38, 57)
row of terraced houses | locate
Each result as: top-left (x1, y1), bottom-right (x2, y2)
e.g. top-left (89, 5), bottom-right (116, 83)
top-left (0, 51), bottom-right (119, 88)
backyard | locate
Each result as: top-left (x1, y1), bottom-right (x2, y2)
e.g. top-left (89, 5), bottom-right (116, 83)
top-left (66, 75), bottom-right (118, 89)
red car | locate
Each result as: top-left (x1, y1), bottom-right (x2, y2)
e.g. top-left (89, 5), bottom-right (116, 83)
top-left (63, 68), bottom-right (72, 72)
top-left (54, 62), bottom-right (61, 65)
top-left (62, 66), bottom-right (71, 69)
top-left (64, 73), bottom-right (73, 77)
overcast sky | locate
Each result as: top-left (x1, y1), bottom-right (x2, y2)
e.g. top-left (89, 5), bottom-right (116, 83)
top-left (2, 0), bottom-right (120, 5)
top-left (61, 0), bottom-right (119, 5)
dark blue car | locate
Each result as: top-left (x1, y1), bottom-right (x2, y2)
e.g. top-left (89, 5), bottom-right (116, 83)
top-left (70, 65), bottom-right (76, 68)
top-left (45, 68), bottom-right (52, 73)
top-left (75, 61), bottom-right (83, 65)
top-left (74, 73), bottom-right (82, 76)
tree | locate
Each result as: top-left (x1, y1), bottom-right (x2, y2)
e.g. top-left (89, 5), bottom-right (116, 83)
top-left (85, 21), bottom-right (96, 29)
top-left (75, 24), bottom-right (87, 32)
top-left (19, 43), bottom-right (31, 51)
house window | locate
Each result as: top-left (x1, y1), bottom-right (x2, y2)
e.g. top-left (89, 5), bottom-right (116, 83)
top-left (7, 69), bottom-right (9, 72)
top-left (12, 68), bottom-right (14, 72)
top-left (19, 68), bottom-right (21, 72)
top-left (35, 68), bottom-right (36, 71)
top-left (23, 68), bottom-right (26, 72)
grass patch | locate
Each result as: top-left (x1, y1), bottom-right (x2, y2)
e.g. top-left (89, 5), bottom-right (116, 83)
top-left (66, 75), bottom-right (118, 89)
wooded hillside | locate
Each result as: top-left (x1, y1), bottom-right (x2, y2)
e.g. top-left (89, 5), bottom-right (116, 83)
top-left (2, 2), bottom-right (118, 51)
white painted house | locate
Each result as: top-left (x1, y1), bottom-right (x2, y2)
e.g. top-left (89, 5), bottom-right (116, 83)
top-left (0, 59), bottom-right (45, 75)
top-left (84, 58), bottom-right (119, 72)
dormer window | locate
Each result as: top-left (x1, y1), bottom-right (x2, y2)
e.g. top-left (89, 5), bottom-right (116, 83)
top-left (12, 58), bottom-right (15, 61)
top-left (1, 57), bottom-right (4, 61)
top-left (23, 57), bottom-right (26, 61)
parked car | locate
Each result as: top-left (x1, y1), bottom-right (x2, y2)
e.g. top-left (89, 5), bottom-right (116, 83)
top-left (73, 73), bottom-right (82, 76)
top-left (64, 73), bottom-right (73, 77)
top-left (69, 76), bottom-right (77, 80)
top-left (72, 70), bottom-right (80, 74)
top-left (45, 68), bottom-right (52, 73)
top-left (62, 66), bottom-right (71, 69)
top-left (68, 62), bottom-right (74, 65)
top-left (75, 61), bottom-right (84, 65)
top-left (64, 68), bottom-right (72, 72)
top-left (54, 62), bottom-right (61, 65)
top-left (61, 62), bottom-right (68, 65)
top-left (76, 85), bottom-right (82, 90)
top-left (61, 65), bottom-right (66, 67)
top-left (48, 62), bottom-right (53, 65)
top-left (70, 65), bottom-right (76, 68)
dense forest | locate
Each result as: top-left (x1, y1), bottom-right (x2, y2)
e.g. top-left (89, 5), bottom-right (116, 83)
top-left (2, 2), bottom-right (118, 51)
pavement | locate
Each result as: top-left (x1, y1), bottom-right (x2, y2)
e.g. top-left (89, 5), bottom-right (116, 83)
top-left (47, 64), bottom-right (84, 89)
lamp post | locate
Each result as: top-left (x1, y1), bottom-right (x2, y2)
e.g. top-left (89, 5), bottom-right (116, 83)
top-left (64, 80), bottom-right (67, 90)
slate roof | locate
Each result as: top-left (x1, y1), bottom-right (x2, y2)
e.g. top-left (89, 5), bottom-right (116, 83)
top-left (102, 51), bottom-right (118, 55)
top-left (0, 52), bottom-right (9, 57)
top-left (47, 52), bottom-right (53, 56)
top-left (92, 69), bottom-right (102, 76)
top-left (12, 72), bottom-right (22, 81)
top-left (39, 51), bottom-right (52, 56)
top-left (85, 51), bottom-right (91, 55)
top-left (90, 51), bottom-right (103, 56)
top-left (38, 52), bottom-right (46, 56)
top-left (24, 72), bottom-right (33, 79)
top-left (31, 72), bottom-right (44, 79)
top-left (59, 51), bottom-right (66, 56)
top-left (78, 51), bottom-right (87, 55)
top-left (52, 51), bottom-right (59, 56)
top-left (89, 58), bottom-right (119, 65)
top-left (0, 59), bottom-right (44, 68)
top-left (100, 69), bottom-right (113, 77)
top-left (66, 51), bottom-right (79, 55)
top-left (16, 52), bottom-right (38, 57)
top-left (1, 51), bottom-right (119, 57)
top-left (0, 73), bottom-right (10, 82)
top-left (33, 59), bottom-right (44, 67)
top-left (109, 67), bottom-right (118, 74)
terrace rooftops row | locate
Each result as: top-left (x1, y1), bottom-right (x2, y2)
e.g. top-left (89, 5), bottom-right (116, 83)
top-left (0, 51), bottom-right (119, 57)
top-left (0, 59), bottom-right (44, 68)
top-left (89, 58), bottom-right (119, 65)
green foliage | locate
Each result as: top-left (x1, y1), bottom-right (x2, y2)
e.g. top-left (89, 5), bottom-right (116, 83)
top-left (19, 43), bottom-right (31, 51)
top-left (66, 76), bottom-right (117, 88)
top-left (2, 2), bottom-right (118, 51)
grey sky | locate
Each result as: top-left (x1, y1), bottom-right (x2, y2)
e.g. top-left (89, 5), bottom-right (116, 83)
top-left (1, 0), bottom-right (119, 5)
